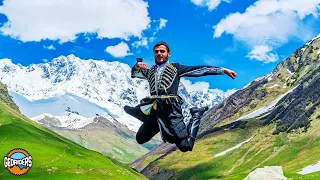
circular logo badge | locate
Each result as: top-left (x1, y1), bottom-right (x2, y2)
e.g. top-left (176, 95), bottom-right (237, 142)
top-left (3, 148), bottom-right (32, 176)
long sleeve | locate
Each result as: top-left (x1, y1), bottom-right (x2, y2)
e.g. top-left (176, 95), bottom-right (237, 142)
top-left (177, 63), bottom-right (225, 77)
top-left (131, 64), bottom-right (149, 79)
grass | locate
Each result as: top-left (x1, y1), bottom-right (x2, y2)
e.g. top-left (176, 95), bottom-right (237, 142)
top-left (0, 83), bottom-right (20, 112)
top-left (0, 101), bottom-right (146, 180)
top-left (56, 127), bottom-right (150, 164)
top-left (141, 154), bottom-right (163, 170)
top-left (143, 106), bottom-right (320, 179)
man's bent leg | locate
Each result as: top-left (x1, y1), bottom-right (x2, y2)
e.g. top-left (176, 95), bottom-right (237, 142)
top-left (136, 111), bottom-right (159, 144)
top-left (124, 105), bottom-right (148, 122)
top-left (175, 106), bottom-right (209, 152)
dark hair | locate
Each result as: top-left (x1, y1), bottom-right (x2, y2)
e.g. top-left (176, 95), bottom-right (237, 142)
top-left (153, 41), bottom-right (170, 53)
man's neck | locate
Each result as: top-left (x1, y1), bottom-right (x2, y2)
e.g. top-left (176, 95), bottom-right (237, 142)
top-left (156, 61), bottom-right (169, 68)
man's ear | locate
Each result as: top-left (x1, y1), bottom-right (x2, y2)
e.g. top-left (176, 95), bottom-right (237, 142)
top-left (168, 52), bottom-right (171, 57)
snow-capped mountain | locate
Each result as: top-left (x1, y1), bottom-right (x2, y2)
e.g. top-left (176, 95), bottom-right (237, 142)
top-left (0, 55), bottom-right (234, 131)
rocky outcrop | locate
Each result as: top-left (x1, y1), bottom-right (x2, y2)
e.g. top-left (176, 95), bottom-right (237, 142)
top-left (264, 72), bottom-right (320, 134)
top-left (244, 166), bottom-right (287, 180)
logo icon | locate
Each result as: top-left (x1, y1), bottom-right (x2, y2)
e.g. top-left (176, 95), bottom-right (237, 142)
top-left (3, 148), bottom-right (32, 176)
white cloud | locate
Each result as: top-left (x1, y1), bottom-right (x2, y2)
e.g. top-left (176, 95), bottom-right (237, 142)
top-left (213, 0), bottom-right (320, 63)
top-left (105, 42), bottom-right (133, 58)
top-left (43, 44), bottom-right (56, 50)
top-left (132, 37), bottom-right (149, 48)
top-left (191, 0), bottom-right (231, 11)
top-left (132, 18), bottom-right (168, 48)
top-left (180, 78), bottom-right (210, 92)
top-left (42, 59), bottom-right (49, 63)
top-left (246, 45), bottom-right (279, 63)
top-left (0, 0), bottom-right (150, 42)
top-left (159, 18), bottom-right (168, 30)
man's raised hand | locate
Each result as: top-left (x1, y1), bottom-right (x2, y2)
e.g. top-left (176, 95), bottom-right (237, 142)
top-left (137, 62), bottom-right (147, 71)
top-left (223, 68), bottom-right (237, 79)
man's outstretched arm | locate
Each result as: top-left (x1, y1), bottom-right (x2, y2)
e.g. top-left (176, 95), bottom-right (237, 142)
top-left (131, 58), bottom-right (149, 79)
top-left (177, 63), bottom-right (237, 79)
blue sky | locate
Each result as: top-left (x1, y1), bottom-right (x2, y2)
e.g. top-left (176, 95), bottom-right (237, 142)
top-left (0, 0), bottom-right (320, 92)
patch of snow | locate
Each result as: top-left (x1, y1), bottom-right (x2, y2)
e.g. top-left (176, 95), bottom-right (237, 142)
top-left (285, 69), bottom-right (294, 81)
top-left (242, 82), bottom-right (252, 89)
top-left (244, 166), bottom-right (287, 180)
top-left (266, 72), bottom-right (273, 82)
top-left (286, 69), bottom-right (293, 75)
top-left (242, 72), bottom-right (273, 90)
top-left (31, 113), bottom-right (54, 122)
top-left (214, 136), bottom-right (254, 157)
top-left (307, 33), bottom-right (320, 45)
top-left (298, 160), bottom-right (320, 175)
top-left (318, 49), bottom-right (320, 55)
top-left (236, 86), bottom-right (298, 121)
top-left (296, 57), bottom-right (300, 64)
top-left (268, 84), bottom-right (279, 89)
top-left (254, 76), bottom-right (265, 82)
top-left (31, 113), bottom-right (95, 129)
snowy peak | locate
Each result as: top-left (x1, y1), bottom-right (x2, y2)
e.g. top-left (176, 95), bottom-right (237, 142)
top-left (0, 55), bottom-right (232, 131)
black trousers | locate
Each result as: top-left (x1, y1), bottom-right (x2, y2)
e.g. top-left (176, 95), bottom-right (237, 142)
top-left (124, 105), bottom-right (193, 152)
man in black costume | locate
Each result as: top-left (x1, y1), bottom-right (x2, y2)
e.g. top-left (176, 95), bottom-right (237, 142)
top-left (124, 41), bottom-right (237, 152)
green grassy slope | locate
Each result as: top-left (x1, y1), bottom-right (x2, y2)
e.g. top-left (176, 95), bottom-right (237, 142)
top-left (138, 35), bottom-right (320, 179)
top-left (54, 123), bottom-right (159, 164)
top-left (142, 106), bottom-right (320, 179)
top-left (0, 94), bottom-right (146, 179)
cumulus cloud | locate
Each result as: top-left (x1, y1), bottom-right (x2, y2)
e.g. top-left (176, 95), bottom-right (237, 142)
top-left (0, 0), bottom-right (151, 42)
top-left (191, 0), bottom-right (232, 11)
top-left (180, 78), bottom-right (210, 92)
top-left (105, 42), bottom-right (133, 58)
top-left (213, 0), bottom-right (320, 63)
top-left (43, 44), bottom-right (56, 50)
top-left (246, 45), bottom-right (279, 63)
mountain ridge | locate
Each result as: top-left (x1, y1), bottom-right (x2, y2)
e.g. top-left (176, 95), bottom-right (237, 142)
top-left (0, 55), bottom-right (235, 131)
top-left (0, 81), bottom-right (147, 179)
top-left (131, 33), bottom-right (320, 179)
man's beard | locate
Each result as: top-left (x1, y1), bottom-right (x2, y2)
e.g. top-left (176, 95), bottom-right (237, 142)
top-left (155, 56), bottom-right (168, 65)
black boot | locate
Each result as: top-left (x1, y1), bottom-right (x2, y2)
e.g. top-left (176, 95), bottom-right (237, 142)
top-left (124, 105), bottom-right (147, 122)
top-left (186, 106), bottom-right (209, 150)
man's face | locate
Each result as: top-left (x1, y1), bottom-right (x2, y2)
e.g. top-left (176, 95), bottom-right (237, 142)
top-left (154, 45), bottom-right (170, 64)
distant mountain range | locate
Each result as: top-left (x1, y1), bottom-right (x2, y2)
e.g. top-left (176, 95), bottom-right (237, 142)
top-left (0, 81), bottom-right (146, 179)
top-left (0, 54), bottom-right (235, 163)
top-left (0, 55), bottom-right (235, 131)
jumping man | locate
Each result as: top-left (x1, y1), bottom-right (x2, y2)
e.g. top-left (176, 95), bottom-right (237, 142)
top-left (124, 41), bottom-right (237, 152)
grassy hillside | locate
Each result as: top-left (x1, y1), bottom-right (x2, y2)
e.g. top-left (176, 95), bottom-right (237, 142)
top-left (135, 35), bottom-right (320, 179)
top-left (54, 119), bottom-right (160, 164)
top-left (0, 86), bottom-right (146, 179)
top-left (0, 83), bottom-right (20, 112)
top-left (200, 36), bottom-right (320, 133)
top-left (142, 106), bottom-right (320, 179)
